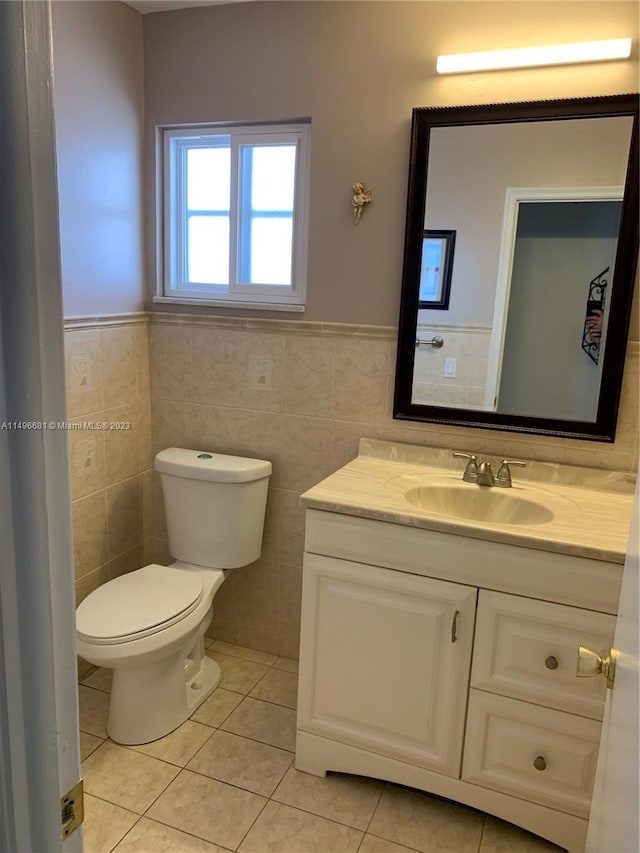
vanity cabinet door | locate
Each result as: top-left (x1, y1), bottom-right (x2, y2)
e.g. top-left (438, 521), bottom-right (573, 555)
top-left (297, 553), bottom-right (477, 777)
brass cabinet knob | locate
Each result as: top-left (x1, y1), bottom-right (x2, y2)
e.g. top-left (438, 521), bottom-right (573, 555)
top-left (576, 645), bottom-right (616, 689)
top-left (533, 755), bottom-right (547, 771)
top-left (545, 656), bottom-right (559, 670)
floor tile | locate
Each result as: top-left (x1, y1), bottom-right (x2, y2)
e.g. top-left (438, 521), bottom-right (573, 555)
top-left (273, 656), bottom-right (299, 674)
top-left (82, 741), bottom-right (179, 813)
top-left (480, 817), bottom-right (563, 851)
top-left (368, 785), bottom-right (485, 853)
top-left (221, 696), bottom-right (297, 751)
top-left (239, 801), bottom-right (363, 852)
top-left (147, 769), bottom-right (267, 850)
top-left (80, 731), bottom-right (104, 761)
top-left (249, 667), bottom-right (298, 709)
top-left (272, 766), bottom-right (384, 830)
top-left (112, 817), bottom-right (231, 852)
top-left (209, 651), bottom-right (270, 694)
top-left (360, 835), bottom-right (422, 853)
top-left (81, 667), bottom-right (113, 693)
top-left (129, 719), bottom-right (214, 766)
top-left (187, 729), bottom-right (293, 796)
top-left (78, 685), bottom-right (110, 738)
top-left (82, 794), bottom-right (139, 853)
top-left (211, 640), bottom-right (278, 666)
top-left (191, 687), bottom-right (244, 727)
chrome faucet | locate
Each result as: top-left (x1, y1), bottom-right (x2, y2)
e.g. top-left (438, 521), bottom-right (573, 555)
top-left (477, 461), bottom-right (495, 487)
top-left (495, 459), bottom-right (527, 488)
top-left (453, 453), bottom-right (527, 487)
top-left (452, 452), bottom-right (478, 483)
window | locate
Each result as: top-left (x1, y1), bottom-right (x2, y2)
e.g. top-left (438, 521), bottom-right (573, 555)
top-left (157, 121), bottom-right (310, 310)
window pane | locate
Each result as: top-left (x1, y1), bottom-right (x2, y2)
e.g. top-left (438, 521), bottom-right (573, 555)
top-left (250, 145), bottom-right (296, 211)
top-left (249, 217), bottom-right (292, 285)
top-left (188, 216), bottom-right (229, 284)
top-left (187, 147), bottom-right (230, 211)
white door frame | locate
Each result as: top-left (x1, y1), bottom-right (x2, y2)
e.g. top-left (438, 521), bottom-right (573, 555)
top-left (484, 186), bottom-right (623, 411)
top-left (0, 1), bottom-right (82, 851)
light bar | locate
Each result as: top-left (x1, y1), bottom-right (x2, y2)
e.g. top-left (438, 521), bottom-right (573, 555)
top-left (436, 38), bottom-right (632, 75)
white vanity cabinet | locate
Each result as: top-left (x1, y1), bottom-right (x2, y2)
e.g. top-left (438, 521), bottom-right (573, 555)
top-left (297, 553), bottom-right (477, 777)
top-left (296, 508), bottom-right (621, 853)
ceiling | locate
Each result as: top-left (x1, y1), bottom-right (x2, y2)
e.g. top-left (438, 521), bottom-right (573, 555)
top-left (122, 0), bottom-right (252, 13)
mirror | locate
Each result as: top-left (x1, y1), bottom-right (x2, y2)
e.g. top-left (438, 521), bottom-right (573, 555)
top-left (394, 94), bottom-right (639, 441)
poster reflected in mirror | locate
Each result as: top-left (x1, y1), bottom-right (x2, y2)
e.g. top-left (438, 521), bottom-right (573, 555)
top-left (419, 229), bottom-right (455, 309)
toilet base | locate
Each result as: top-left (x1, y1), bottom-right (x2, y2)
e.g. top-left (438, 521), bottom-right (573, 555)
top-left (107, 648), bottom-right (221, 745)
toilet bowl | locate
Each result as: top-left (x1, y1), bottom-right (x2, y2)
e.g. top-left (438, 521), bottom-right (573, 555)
top-left (75, 448), bottom-right (271, 745)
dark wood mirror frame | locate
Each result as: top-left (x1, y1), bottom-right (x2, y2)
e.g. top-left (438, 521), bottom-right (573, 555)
top-left (394, 94), bottom-right (639, 442)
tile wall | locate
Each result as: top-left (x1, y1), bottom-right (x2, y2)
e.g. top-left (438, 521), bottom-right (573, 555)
top-left (64, 318), bottom-right (152, 675)
top-left (413, 324), bottom-right (491, 407)
top-left (147, 313), bottom-right (639, 660)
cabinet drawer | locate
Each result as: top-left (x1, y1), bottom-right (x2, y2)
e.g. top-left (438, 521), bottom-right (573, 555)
top-left (471, 590), bottom-right (615, 719)
top-left (462, 690), bottom-right (601, 818)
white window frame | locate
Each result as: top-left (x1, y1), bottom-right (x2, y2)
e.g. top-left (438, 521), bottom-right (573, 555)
top-left (154, 121), bottom-right (310, 311)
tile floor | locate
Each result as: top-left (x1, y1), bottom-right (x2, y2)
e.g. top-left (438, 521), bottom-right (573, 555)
top-left (79, 640), bottom-right (565, 853)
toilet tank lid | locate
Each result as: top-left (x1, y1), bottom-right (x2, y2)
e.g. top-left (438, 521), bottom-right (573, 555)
top-left (155, 448), bottom-right (272, 483)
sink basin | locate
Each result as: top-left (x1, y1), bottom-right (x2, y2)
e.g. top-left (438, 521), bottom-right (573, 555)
top-left (403, 483), bottom-right (554, 526)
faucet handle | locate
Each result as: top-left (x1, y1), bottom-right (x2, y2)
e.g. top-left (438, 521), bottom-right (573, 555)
top-left (452, 452), bottom-right (479, 483)
top-left (495, 459), bottom-right (527, 488)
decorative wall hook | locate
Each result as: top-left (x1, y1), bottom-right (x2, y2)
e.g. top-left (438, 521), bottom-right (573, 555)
top-left (352, 181), bottom-right (372, 224)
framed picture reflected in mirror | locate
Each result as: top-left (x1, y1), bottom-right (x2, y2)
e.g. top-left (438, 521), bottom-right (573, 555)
top-left (418, 229), bottom-right (455, 309)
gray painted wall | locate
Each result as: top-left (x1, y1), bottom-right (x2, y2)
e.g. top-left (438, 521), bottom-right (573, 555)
top-left (143, 0), bottom-right (639, 325)
top-left (52, 0), bottom-right (145, 318)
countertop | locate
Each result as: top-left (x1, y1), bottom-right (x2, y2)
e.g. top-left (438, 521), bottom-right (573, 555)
top-left (300, 439), bottom-right (635, 564)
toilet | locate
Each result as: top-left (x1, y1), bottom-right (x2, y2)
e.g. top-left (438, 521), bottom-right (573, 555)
top-left (76, 447), bottom-right (271, 745)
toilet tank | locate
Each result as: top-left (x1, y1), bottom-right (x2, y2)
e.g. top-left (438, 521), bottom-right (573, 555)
top-left (155, 448), bottom-right (272, 569)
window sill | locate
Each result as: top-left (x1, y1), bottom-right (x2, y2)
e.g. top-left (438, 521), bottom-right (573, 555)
top-left (152, 295), bottom-right (306, 313)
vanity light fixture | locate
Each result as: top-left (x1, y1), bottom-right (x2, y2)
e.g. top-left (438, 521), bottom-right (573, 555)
top-left (436, 38), bottom-right (632, 74)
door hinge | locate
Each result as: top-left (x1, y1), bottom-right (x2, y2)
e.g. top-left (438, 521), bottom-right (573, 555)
top-left (61, 778), bottom-right (84, 840)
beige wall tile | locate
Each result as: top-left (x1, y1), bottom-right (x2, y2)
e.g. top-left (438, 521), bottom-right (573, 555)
top-left (72, 491), bottom-right (108, 579)
top-left (106, 477), bottom-right (143, 559)
top-left (278, 563), bottom-right (302, 637)
top-left (104, 404), bottom-right (141, 485)
top-left (105, 544), bottom-right (144, 580)
top-left (280, 491), bottom-right (305, 566)
top-left (193, 325), bottom-right (287, 410)
top-left (151, 399), bottom-right (193, 455)
top-left (135, 323), bottom-right (150, 401)
top-left (280, 415), bottom-right (333, 492)
top-left (278, 629), bottom-right (301, 661)
top-left (65, 329), bottom-right (102, 417)
top-left (192, 405), bottom-right (283, 487)
top-left (149, 324), bottom-right (192, 401)
top-left (68, 422), bottom-right (106, 500)
top-left (234, 621), bottom-right (281, 657)
top-left (234, 559), bottom-right (279, 634)
top-left (333, 338), bottom-right (391, 423)
top-left (283, 335), bottom-right (335, 416)
top-left (137, 398), bottom-right (152, 471)
top-left (208, 614), bottom-right (237, 644)
top-left (100, 326), bottom-right (138, 410)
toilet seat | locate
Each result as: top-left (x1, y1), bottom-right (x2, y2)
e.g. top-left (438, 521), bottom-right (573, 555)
top-left (76, 564), bottom-right (203, 645)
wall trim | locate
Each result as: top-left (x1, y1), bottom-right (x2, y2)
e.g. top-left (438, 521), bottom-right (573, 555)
top-left (64, 312), bottom-right (149, 330)
top-left (61, 311), bottom-right (639, 353)
top-left (147, 311), bottom-right (397, 339)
